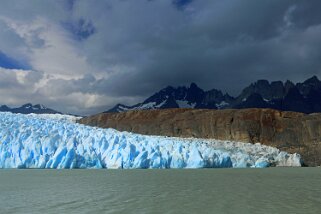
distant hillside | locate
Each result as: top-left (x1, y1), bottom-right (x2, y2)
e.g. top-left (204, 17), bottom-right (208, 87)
top-left (0, 103), bottom-right (61, 114)
top-left (106, 76), bottom-right (321, 114)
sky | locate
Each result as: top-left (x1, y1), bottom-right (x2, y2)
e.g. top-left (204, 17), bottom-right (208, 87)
top-left (1, 0), bottom-right (321, 115)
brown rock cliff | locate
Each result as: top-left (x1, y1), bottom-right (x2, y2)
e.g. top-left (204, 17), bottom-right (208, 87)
top-left (78, 108), bottom-right (321, 166)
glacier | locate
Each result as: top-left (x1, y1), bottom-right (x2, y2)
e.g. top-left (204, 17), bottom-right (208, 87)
top-left (0, 112), bottom-right (301, 169)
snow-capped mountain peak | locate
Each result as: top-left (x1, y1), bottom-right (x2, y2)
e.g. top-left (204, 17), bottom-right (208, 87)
top-left (106, 83), bottom-right (232, 113)
top-left (0, 103), bottom-right (61, 114)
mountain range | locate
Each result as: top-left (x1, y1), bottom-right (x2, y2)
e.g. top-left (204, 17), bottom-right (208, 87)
top-left (0, 103), bottom-right (61, 114)
top-left (107, 76), bottom-right (321, 114)
top-left (2, 76), bottom-right (321, 115)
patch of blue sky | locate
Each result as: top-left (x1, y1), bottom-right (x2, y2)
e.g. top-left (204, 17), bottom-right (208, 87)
top-left (0, 51), bottom-right (30, 70)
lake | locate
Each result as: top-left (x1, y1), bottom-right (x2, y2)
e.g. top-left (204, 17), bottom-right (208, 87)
top-left (0, 168), bottom-right (320, 213)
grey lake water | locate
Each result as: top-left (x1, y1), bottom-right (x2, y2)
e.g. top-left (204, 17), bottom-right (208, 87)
top-left (0, 168), bottom-right (321, 214)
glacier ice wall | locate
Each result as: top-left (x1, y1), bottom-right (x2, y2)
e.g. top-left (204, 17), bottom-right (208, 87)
top-left (26, 113), bottom-right (82, 122)
top-left (0, 112), bottom-right (301, 169)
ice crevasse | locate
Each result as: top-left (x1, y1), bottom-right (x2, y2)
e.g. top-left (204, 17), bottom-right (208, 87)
top-left (0, 112), bottom-right (301, 169)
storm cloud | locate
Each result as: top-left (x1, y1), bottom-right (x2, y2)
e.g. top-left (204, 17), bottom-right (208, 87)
top-left (0, 0), bottom-right (321, 115)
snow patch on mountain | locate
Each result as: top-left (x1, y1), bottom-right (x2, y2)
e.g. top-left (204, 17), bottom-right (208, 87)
top-left (176, 100), bottom-right (196, 108)
top-left (138, 102), bottom-right (157, 109)
top-left (155, 100), bottom-right (167, 108)
top-left (216, 101), bottom-right (229, 109)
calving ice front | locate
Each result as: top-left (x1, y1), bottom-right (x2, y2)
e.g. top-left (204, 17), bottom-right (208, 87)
top-left (0, 112), bottom-right (301, 169)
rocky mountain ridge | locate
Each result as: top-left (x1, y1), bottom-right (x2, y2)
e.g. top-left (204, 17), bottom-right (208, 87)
top-left (0, 103), bottom-right (61, 114)
top-left (107, 76), bottom-right (321, 114)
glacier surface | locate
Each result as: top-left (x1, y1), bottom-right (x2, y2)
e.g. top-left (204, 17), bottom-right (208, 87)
top-left (0, 112), bottom-right (301, 169)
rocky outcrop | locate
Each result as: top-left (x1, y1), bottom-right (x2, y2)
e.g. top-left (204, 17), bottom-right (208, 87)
top-left (78, 108), bottom-right (321, 166)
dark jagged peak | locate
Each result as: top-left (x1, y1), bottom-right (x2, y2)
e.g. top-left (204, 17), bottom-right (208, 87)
top-left (203, 88), bottom-right (224, 103)
top-left (237, 79), bottom-right (282, 103)
top-left (144, 86), bottom-right (176, 104)
top-left (285, 80), bottom-right (295, 87)
top-left (143, 83), bottom-right (204, 109)
top-left (237, 82), bottom-right (257, 101)
top-left (160, 85), bottom-right (175, 93)
top-left (189, 82), bottom-right (200, 90)
top-left (256, 79), bottom-right (270, 87)
top-left (284, 80), bottom-right (295, 94)
top-left (107, 83), bottom-right (207, 112)
top-left (254, 79), bottom-right (284, 100)
top-left (188, 83), bottom-right (204, 94)
top-left (284, 87), bottom-right (304, 101)
top-left (254, 80), bottom-right (275, 100)
top-left (270, 81), bottom-right (285, 99)
top-left (303, 75), bottom-right (320, 85)
top-left (186, 82), bottom-right (204, 103)
top-left (297, 76), bottom-right (321, 96)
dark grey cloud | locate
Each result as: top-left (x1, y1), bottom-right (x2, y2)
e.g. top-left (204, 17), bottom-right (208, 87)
top-left (88, 0), bottom-right (321, 97)
top-left (172, 0), bottom-right (193, 9)
top-left (62, 18), bottom-right (96, 41)
top-left (0, 0), bottom-right (321, 115)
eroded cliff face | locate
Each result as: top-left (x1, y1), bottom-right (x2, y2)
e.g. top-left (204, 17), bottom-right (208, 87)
top-left (78, 108), bottom-right (321, 166)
